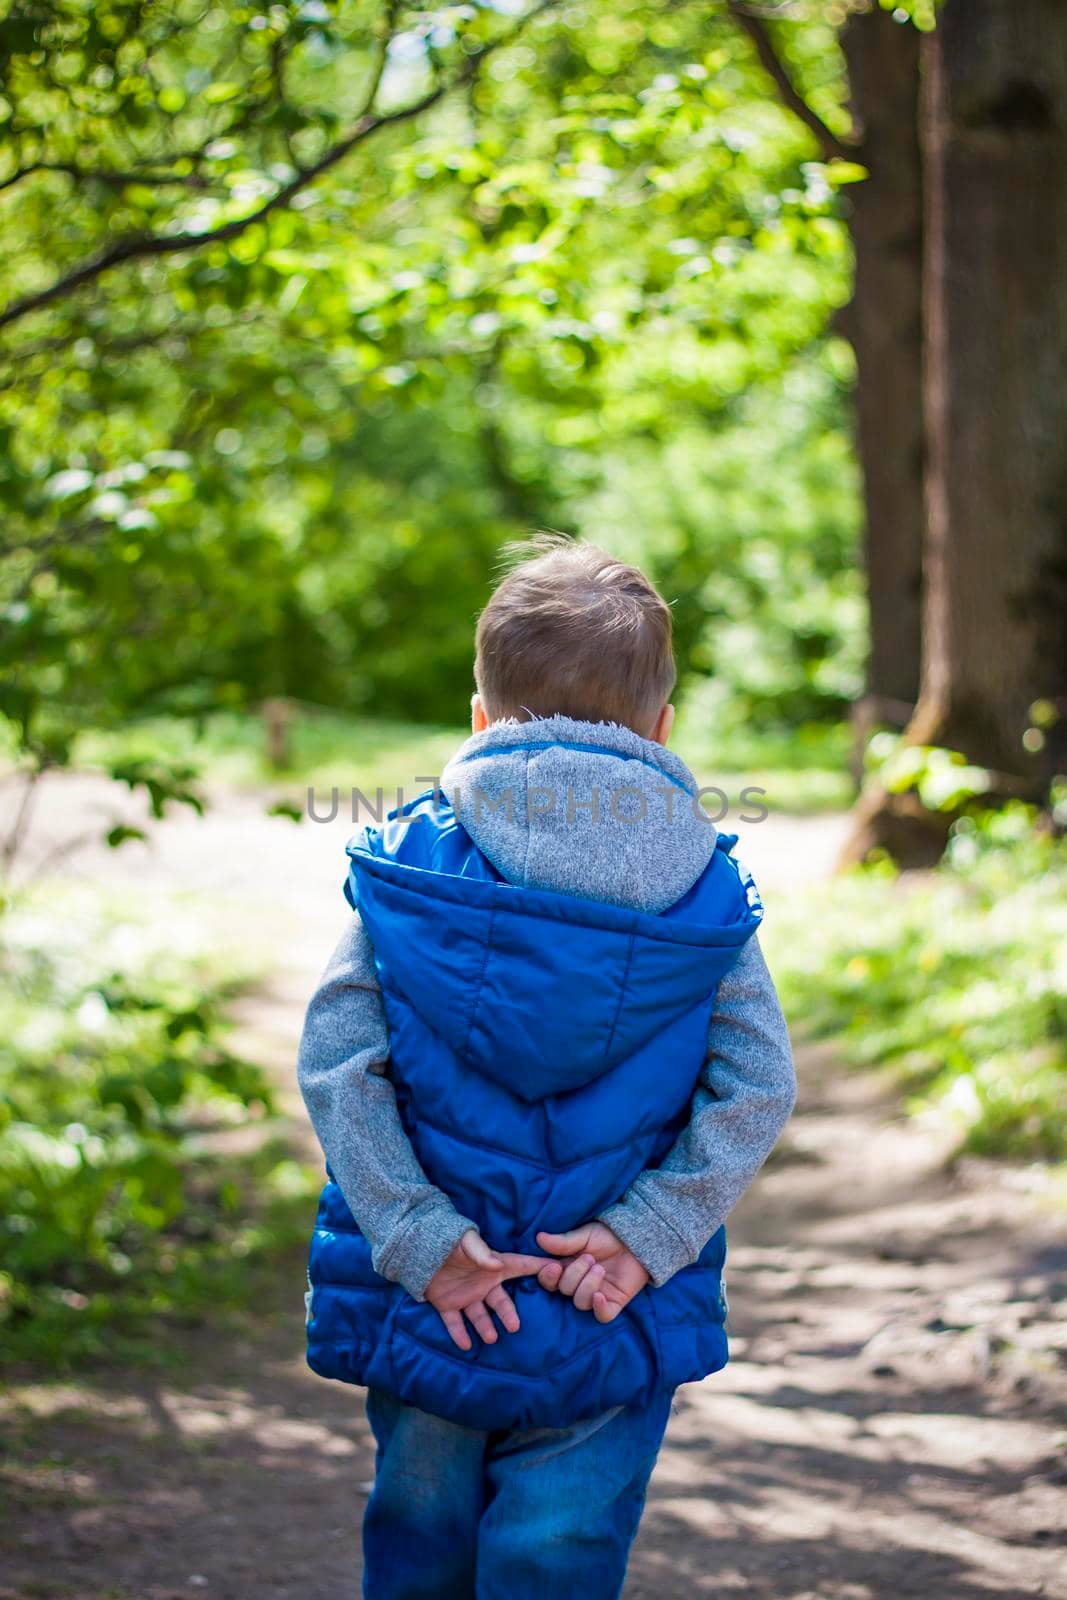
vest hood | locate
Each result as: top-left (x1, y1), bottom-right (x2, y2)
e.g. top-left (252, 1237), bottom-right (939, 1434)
top-left (440, 714), bottom-right (719, 915)
top-left (346, 788), bottom-right (761, 1104)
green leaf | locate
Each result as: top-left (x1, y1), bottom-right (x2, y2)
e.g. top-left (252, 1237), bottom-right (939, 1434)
top-left (203, 80), bottom-right (241, 104)
top-left (825, 161), bottom-right (869, 186)
top-left (106, 825), bottom-right (148, 849)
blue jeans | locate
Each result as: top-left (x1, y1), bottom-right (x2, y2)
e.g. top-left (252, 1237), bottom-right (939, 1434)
top-left (362, 1386), bottom-right (675, 1599)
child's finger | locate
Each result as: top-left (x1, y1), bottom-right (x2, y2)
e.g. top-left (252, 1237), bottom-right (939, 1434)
top-left (485, 1284), bottom-right (520, 1333)
top-left (460, 1230), bottom-right (502, 1271)
top-left (536, 1228), bottom-right (592, 1257)
top-left (466, 1300), bottom-right (498, 1345)
top-left (557, 1253), bottom-right (596, 1298)
top-left (592, 1290), bottom-right (619, 1324)
top-left (441, 1309), bottom-right (473, 1351)
top-left (573, 1261), bottom-right (604, 1312)
top-left (497, 1251), bottom-right (554, 1279)
top-left (537, 1260), bottom-right (565, 1291)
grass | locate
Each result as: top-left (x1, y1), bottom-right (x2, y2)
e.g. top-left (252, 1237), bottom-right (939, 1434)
top-left (74, 709), bottom-right (465, 800)
top-left (765, 806), bottom-right (1067, 1161)
top-left (70, 704), bottom-right (853, 816)
top-left (674, 714), bottom-right (854, 813)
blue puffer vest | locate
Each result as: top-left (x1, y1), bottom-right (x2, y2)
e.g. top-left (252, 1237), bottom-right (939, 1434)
top-left (306, 791), bottom-right (762, 1431)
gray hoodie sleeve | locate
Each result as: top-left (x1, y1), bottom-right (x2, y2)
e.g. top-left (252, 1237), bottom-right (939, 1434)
top-left (296, 915), bottom-right (475, 1301)
top-left (596, 937), bottom-right (796, 1287)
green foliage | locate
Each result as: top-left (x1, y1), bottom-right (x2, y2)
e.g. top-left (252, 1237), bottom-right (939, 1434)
top-left (1, 0), bottom-right (862, 776)
top-left (865, 731), bottom-right (993, 812)
top-left (0, 888), bottom-right (311, 1365)
top-left (878, 0), bottom-right (938, 31)
top-left (768, 805), bottom-right (1067, 1159)
top-left (588, 352), bottom-right (863, 727)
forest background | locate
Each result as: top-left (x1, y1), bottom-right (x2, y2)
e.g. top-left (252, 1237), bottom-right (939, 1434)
top-left (1, 0), bottom-right (1064, 1368)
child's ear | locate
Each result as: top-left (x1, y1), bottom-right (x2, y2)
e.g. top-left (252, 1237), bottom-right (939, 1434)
top-left (649, 703), bottom-right (675, 746)
top-left (471, 693), bottom-right (489, 734)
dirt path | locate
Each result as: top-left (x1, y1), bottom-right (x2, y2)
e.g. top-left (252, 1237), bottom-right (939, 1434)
top-left (2, 775), bottom-right (1065, 1598)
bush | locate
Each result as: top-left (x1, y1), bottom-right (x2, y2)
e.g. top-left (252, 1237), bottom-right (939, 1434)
top-left (768, 805), bottom-right (1067, 1159)
top-left (0, 888), bottom-right (312, 1365)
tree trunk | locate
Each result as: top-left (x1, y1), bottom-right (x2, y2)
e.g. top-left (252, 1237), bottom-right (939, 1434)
top-left (912, 0), bottom-right (1067, 781)
top-left (841, 7), bottom-right (925, 755)
top-left (844, 0), bottom-right (1067, 864)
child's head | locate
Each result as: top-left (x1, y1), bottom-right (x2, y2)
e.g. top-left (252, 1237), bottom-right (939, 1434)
top-left (473, 535), bottom-right (676, 742)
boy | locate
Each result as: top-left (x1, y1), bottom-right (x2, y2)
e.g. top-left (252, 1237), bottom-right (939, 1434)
top-left (298, 537), bottom-right (795, 1599)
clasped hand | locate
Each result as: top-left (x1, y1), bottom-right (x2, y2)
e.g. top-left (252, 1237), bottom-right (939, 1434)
top-left (424, 1224), bottom-right (650, 1352)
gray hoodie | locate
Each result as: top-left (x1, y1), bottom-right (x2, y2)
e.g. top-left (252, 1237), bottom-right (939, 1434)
top-left (297, 715), bottom-right (796, 1299)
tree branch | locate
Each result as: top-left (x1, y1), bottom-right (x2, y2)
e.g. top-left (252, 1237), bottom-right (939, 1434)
top-left (360, 0), bottom-right (405, 119)
top-left (0, 0), bottom-right (561, 333)
top-left (725, 1), bottom-right (858, 162)
top-left (0, 161), bottom-right (212, 195)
